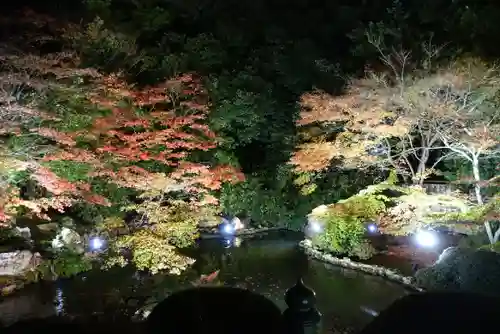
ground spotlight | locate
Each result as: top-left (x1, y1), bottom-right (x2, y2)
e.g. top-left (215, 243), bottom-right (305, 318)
top-left (414, 230), bottom-right (438, 248)
top-left (89, 236), bottom-right (105, 251)
top-left (220, 222), bottom-right (235, 236)
top-left (367, 224), bottom-right (377, 233)
top-left (308, 221), bottom-right (323, 233)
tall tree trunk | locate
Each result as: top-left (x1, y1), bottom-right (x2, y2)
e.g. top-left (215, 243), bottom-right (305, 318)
top-left (472, 156), bottom-right (495, 244)
top-left (472, 158), bottom-right (483, 205)
top-left (416, 148), bottom-right (430, 186)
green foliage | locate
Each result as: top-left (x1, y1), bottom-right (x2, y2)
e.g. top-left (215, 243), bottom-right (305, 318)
top-left (102, 200), bottom-right (201, 274)
top-left (340, 193), bottom-right (388, 219)
top-left (209, 88), bottom-right (270, 148)
top-left (43, 160), bottom-right (92, 182)
top-left (480, 242), bottom-right (500, 253)
top-left (113, 230), bottom-right (195, 275)
top-left (84, 0), bottom-right (112, 15)
top-left (3, 168), bottom-right (31, 187)
top-left (38, 249), bottom-right (93, 279)
top-left (37, 87), bottom-right (112, 133)
top-left (337, 183), bottom-right (477, 236)
top-left (441, 157), bottom-right (500, 197)
top-left (219, 178), bottom-right (296, 228)
top-left (311, 190), bottom-right (387, 257)
top-left (68, 17), bottom-right (142, 73)
top-left (0, 227), bottom-right (16, 244)
top-left (350, 240), bottom-right (377, 260)
top-left (431, 196), bottom-right (499, 225)
top-left (457, 233), bottom-right (491, 250)
top-left (184, 34), bottom-right (227, 72)
top-left (6, 134), bottom-right (51, 159)
top-left (4, 0), bottom-right (500, 277)
top-left (384, 169), bottom-right (399, 185)
top-left (314, 214), bottom-right (367, 256)
top-left (220, 166), bottom-right (380, 230)
top-left (293, 172), bottom-right (318, 196)
top-left (70, 178), bottom-right (136, 224)
top-left (307, 180), bottom-right (472, 256)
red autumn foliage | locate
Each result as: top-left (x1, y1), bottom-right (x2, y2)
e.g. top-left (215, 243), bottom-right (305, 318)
top-left (4, 166), bottom-right (111, 221)
top-left (0, 10), bottom-right (243, 222)
top-left (0, 209), bottom-right (10, 225)
top-left (37, 72), bottom-right (243, 207)
top-left (191, 270), bottom-right (220, 286)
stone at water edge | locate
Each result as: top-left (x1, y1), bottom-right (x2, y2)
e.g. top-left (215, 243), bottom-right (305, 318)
top-left (198, 219), bottom-right (219, 228)
top-left (0, 250), bottom-right (41, 277)
top-left (12, 227), bottom-right (32, 242)
top-left (132, 302), bottom-right (157, 321)
top-left (51, 227), bottom-right (84, 254)
top-left (36, 223), bottom-right (58, 233)
top-left (232, 217), bottom-right (245, 230)
top-left (1, 283), bottom-right (18, 296)
top-left (0, 250), bottom-right (41, 296)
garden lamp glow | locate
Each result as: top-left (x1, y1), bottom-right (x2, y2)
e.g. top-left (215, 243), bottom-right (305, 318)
top-left (414, 230), bottom-right (439, 248)
top-left (309, 221), bottom-right (323, 233)
top-left (89, 236), bottom-right (105, 251)
top-left (221, 223), bottom-right (235, 235)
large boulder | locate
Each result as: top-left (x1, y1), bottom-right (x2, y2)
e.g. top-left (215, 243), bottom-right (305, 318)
top-left (0, 250), bottom-right (41, 277)
top-left (232, 217), bottom-right (245, 230)
top-left (51, 227), bottom-right (84, 254)
top-left (379, 188), bottom-right (474, 235)
top-left (11, 227), bottom-right (32, 242)
top-left (415, 247), bottom-right (500, 297)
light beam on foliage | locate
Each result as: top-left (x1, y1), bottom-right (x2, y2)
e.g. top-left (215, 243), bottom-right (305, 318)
top-left (89, 236), bottom-right (105, 251)
top-left (414, 230), bottom-right (439, 248)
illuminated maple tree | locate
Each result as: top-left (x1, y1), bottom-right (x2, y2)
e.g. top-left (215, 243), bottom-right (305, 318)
top-left (0, 9), bottom-right (247, 277)
top-left (0, 34), bottom-right (242, 223)
top-left (290, 47), bottom-right (499, 189)
top-left (290, 80), bottom-right (411, 174)
top-left (38, 71), bottom-right (244, 205)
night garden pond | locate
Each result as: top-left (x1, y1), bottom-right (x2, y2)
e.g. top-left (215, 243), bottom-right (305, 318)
top-left (0, 230), bottom-right (409, 332)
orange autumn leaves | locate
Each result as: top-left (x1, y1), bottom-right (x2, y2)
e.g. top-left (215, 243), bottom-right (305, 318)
top-left (39, 72), bottom-right (243, 205)
top-left (0, 55), bottom-right (243, 222)
top-left (290, 79), bottom-right (412, 173)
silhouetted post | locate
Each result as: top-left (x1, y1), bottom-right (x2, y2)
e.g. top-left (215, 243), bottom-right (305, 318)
top-left (283, 277), bottom-right (322, 334)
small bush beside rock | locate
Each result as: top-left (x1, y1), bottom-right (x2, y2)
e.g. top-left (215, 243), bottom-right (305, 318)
top-left (349, 240), bottom-right (377, 260)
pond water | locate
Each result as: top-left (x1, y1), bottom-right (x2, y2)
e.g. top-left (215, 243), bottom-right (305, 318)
top-left (0, 230), bottom-right (409, 332)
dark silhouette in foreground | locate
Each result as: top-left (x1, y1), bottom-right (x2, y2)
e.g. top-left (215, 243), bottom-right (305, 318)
top-left (359, 291), bottom-right (500, 334)
top-left (2, 288), bottom-right (500, 333)
top-left (147, 287), bottom-right (283, 334)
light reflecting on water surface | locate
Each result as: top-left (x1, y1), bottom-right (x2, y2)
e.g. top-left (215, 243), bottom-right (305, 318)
top-left (0, 231), bottom-right (409, 332)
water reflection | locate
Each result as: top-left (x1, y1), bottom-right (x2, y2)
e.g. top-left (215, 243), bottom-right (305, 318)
top-left (53, 286), bottom-right (64, 315)
top-left (0, 231), bottom-right (409, 331)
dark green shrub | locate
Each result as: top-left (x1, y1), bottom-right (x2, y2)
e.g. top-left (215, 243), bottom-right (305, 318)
top-left (313, 214), bottom-right (366, 256)
top-left (479, 241), bottom-right (500, 253)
